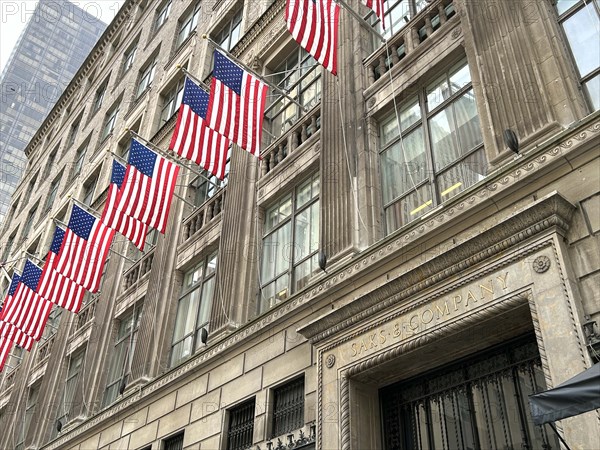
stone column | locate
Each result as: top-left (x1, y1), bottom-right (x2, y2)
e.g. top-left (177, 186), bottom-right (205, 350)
top-left (320, 0), bottom-right (380, 263)
top-left (456, 0), bottom-right (588, 164)
top-left (210, 149), bottom-right (260, 337)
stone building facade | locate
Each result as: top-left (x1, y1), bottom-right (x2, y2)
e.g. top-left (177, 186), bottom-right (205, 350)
top-left (0, 0), bottom-right (598, 449)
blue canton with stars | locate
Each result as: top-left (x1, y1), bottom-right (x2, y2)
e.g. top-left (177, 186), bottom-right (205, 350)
top-left (21, 260), bottom-right (43, 291)
top-left (68, 205), bottom-right (96, 241)
top-left (128, 139), bottom-right (157, 178)
top-left (182, 78), bottom-right (210, 119)
top-left (50, 226), bottom-right (66, 255)
top-left (111, 159), bottom-right (127, 188)
top-left (8, 274), bottom-right (21, 296)
top-left (213, 50), bottom-right (243, 95)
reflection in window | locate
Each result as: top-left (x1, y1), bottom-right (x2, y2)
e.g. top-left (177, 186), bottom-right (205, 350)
top-left (556, 0), bottom-right (600, 110)
top-left (260, 174), bottom-right (319, 313)
top-left (213, 10), bottom-right (243, 52)
top-left (170, 253), bottom-right (217, 367)
top-left (379, 59), bottom-right (485, 233)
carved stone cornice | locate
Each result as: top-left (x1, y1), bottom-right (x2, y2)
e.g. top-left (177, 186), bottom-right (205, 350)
top-left (298, 193), bottom-right (574, 343)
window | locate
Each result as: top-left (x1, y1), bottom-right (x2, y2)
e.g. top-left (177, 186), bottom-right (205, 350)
top-left (101, 104), bottom-right (120, 140)
top-left (160, 78), bottom-right (185, 125)
top-left (260, 174), bottom-right (319, 313)
top-left (213, 10), bottom-right (243, 52)
top-left (137, 56), bottom-right (158, 98)
top-left (70, 143), bottom-right (87, 180)
top-left (264, 49), bottom-right (321, 143)
top-left (164, 432), bottom-right (184, 450)
top-left (170, 252), bottom-right (217, 367)
top-left (54, 350), bottom-right (85, 436)
top-left (188, 158), bottom-right (230, 207)
top-left (379, 59), bottom-right (485, 233)
top-left (2, 231), bottom-right (16, 262)
top-left (67, 118), bottom-right (81, 147)
top-left (272, 377), bottom-right (305, 438)
top-left (176, 3), bottom-right (201, 48)
top-left (227, 399), bottom-right (255, 450)
top-left (16, 383), bottom-right (39, 450)
top-left (556, 0), bottom-right (600, 111)
top-left (155, 0), bottom-right (172, 30)
top-left (367, 0), bottom-right (428, 43)
top-left (42, 148), bottom-right (58, 179)
top-left (81, 172), bottom-right (98, 206)
top-left (123, 41), bottom-right (138, 74)
top-left (21, 202), bottom-right (39, 239)
top-left (93, 80), bottom-right (108, 112)
top-left (103, 304), bottom-right (142, 407)
top-left (44, 172), bottom-right (63, 212)
top-left (26, 171), bottom-right (39, 199)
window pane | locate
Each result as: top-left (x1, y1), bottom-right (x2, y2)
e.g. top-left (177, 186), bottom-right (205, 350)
top-left (294, 201), bottom-right (319, 262)
top-left (294, 253), bottom-right (318, 291)
top-left (381, 127), bottom-right (426, 204)
top-left (427, 75), bottom-right (450, 110)
top-left (173, 292), bottom-right (198, 341)
top-left (454, 90), bottom-right (483, 152)
top-left (384, 183), bottom-right (433, 232)
top-left (449, 62), bottom-right (472, 91)
top-left (275, 223), bottom-right (292, 276)
top-left (429, 106), bottom-right (460, 170)
top-left (197, 278), bottom-right (214, 325)
top-left (562, 4), bottom-right (600, 77)
top-left (437, 148), bottom-right (487, 201)
top-left (584, 73), bottom-right (600, 110)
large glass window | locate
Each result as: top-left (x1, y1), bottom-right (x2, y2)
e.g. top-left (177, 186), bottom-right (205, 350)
top-left (379, 59), bottom-right (485, 233)
top-left (264, 50), bottom-right (322, 144)
top-left (556, 0), bottom-right (600, 111)
top-left (103, 305), bottom-right (142, 407)
top-left (155, 0), bottom-right (172, 30)
top-left (101, 104), bottom-right (120, 140)
top-left (123, 41), bottom-right (138, 74)
top-left (176, 2), bottom-right (201, 48)
top-left (93, 80), bottom-right (108, 113)
top-left (170, 252), bottom-right (217, 367)
top-left (54, 349), bottom-right (85, 436)
top-left (271, 377), bottom-right (305, 438)
top-left (188, 158), bottom-right (230, 208)
top-left (44, 171), bottom-right (63, 213)
top-left (260, 174), bottom-right (319, 313)
top-left (21, 202), bottom-right (39, 239)
top-left (81, 172), bottom-right (98, 206)
top-left (69, 143), bottom-right (87, 180)
top-left (137, 56), bottom-right (158, 98)
top-left (213, 10), bottom-right (243, 52)
top-left (227, 399), bottom-right (255, 450)
top-left (160, 78), bottom-right (185, 125)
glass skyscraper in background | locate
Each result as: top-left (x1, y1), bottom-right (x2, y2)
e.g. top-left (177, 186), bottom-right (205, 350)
top-left (0, 0), bottom-right (106, 223)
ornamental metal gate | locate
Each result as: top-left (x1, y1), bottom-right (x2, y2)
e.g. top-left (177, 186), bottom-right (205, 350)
top-left (380, 335), bottom-right (560, 450)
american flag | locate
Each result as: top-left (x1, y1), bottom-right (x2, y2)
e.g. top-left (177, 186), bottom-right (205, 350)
top-left (286, 0), bottom-right (340, 75)
top-left (0, 323), bottom-right (34, 372)
top-left (115, 139), bottom-right (180, 234)
top-left (0, 274), bottom-right (34, 353)
top-left (169, 77), bottom-right (231, 180)
top-left (362, 0), bottom-right (386, 28)
top-left (53, 205), bottom-right (115, 293)
top-left (37, 227), bottom-right (87, 313)
top-left (102, 160), bottom-right (150, 250)
top-left (206, 51), bottom-right (268, 157)
top-left (0, 260), bottom-right (53, 341)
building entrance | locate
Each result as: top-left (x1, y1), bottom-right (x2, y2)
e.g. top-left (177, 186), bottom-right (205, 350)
top-left (380, 335), bottom-right (560, 450)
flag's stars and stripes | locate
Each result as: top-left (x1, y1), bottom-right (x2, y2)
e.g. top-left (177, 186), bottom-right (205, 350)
top-left (112, 139), bottom-right (180, 234)
top-left (102, 160), bottom-right (150, 250)
top-left (206, 51), bottom-right (268, 158)
top-left (285, 0), bottom-right (340, 75)
top-left (362, 0), bottom-right (386, 29)
top-left (0, 260), bottom-right (53, 341)
top-left (37, 226), bottom-right (87, 313)
top-left (0, 274), bottom-right (34, 359)
top-left (169, 77), bottom-right (231, 180)
top-left (53, 205), bottom-right (115, 293)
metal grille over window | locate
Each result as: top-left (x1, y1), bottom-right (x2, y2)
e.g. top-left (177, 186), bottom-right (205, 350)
top-left (164, 433), bottom-right (184, 450)
top-left (227, 398), bottom-right (256, 450)
top-left (380, 336), bottom-right (560, 450)
top-left (272, 377), bottom-right (305, 438)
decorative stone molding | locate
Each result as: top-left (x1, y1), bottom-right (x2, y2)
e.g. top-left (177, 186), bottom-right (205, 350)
top-left (325, 354), bottom-right (336, 368)
top-left (532, 255), bottom-right (551, 273)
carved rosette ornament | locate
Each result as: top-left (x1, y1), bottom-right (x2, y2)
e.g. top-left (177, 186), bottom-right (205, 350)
top-left (325, 354), bottom-right (336, 368)
top-left (532, 255), bottom-right (551, 273)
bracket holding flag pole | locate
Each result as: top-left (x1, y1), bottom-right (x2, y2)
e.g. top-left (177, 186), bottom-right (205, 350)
top-left (123, 130), bottom-right (221, 190)
top-left (202, 34), bottom-right (308, 113)
top-left (52, 217), bottom-right (136, 264)
top-left (107, 149), bottom-right (198, 209)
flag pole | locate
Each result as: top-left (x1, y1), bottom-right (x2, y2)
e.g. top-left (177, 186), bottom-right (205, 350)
top-left (107, 149), bottom-right (203, 208)
top-left (336, 0), bottom-right (386, 42)
top-left (202, 35), bottom-right (309, 112)
top-left (53, 218), bottom-right (137, 264)
top-left (24, 252), bottom-right (44, 265)
top-left (123, 130), bottom-right (222, 189)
